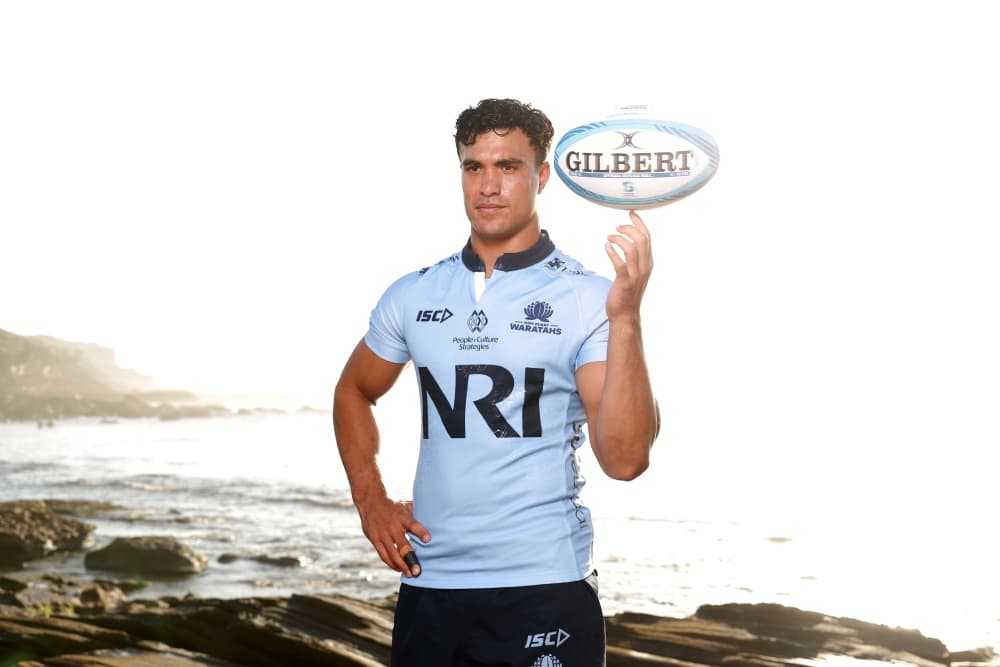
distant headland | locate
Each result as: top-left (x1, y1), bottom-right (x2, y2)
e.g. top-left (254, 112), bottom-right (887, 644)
top-left (0, 328), bottom-right (320, 422)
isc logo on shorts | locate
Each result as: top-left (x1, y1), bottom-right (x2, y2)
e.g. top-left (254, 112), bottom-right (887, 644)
top-left (524, 628), bottom-right (570, 648)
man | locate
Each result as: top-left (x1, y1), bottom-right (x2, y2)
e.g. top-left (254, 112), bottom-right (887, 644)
top-left (333, 98), bottom-right (658, 666)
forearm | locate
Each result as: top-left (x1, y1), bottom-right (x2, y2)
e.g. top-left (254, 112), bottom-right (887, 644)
top-left (592, 316), bottom-right (658, 480)
top-left (333, 371), bottom-right (430, 575)
top-left (333, 383), bottom-right (389, 510)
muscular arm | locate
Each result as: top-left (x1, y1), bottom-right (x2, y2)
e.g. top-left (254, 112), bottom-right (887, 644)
top-left (333, 339), bottom-right (429, 575)
top-left (577, 211), bottom-right (660, 481)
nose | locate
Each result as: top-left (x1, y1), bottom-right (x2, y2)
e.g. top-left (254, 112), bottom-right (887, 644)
top-left (479, 168), bottom-right (500, 196)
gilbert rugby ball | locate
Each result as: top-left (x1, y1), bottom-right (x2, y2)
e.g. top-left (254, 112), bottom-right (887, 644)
top-left (554, 105), bottom-right (720, 210)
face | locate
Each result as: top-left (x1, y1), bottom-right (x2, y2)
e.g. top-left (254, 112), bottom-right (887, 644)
top-left (459, 128), bottom-right (550, 245)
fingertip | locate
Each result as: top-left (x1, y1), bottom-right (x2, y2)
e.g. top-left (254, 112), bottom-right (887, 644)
top-left (631, 210), bottom-right (650, 231)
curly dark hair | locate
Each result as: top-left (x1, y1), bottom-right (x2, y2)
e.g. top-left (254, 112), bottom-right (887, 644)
top-left (454, 98), bottom-right (554, 166)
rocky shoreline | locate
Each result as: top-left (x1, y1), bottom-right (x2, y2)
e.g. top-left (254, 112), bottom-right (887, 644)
top-left (4, 584), bottom-right (995, 667)
top-left (2, 501), bottom-right (997, 667)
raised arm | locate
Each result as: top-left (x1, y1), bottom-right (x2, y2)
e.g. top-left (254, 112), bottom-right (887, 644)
top-left (333, 339), bottom-right (429, 576)
top-left (576, 210), bottom-right (660, 480)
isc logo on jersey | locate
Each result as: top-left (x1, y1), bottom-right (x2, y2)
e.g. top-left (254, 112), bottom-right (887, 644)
top-left (416, 308), bottom-right (453, 323)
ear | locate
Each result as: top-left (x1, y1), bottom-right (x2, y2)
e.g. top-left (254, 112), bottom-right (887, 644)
top-left (537, 161), bottom-right (551, 193)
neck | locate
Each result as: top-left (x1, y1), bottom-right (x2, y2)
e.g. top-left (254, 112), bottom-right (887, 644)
top-left (470, 222), bottom-right (541, 278)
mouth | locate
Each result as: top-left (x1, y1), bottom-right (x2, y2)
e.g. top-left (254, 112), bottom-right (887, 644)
top-left (476, 203), bottom-right (505, 213)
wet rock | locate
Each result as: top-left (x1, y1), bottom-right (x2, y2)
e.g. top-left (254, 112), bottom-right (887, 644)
top-left (85, 537), bottom-right (208, 577)
top-left (1, 596), bottom-right (991, 667)
top-left (694, 603), bottom-right (949, 665)
top-left (71, 595), bottom-right (393, 666)
top-left (252, 555), bottom-right (302, 568)
top-left (0, 573), bottom-right (142, 615)
top-left (42, 500), bottom-right (123, 518)
top-left (0, 501), bottom-right (95, 567)
top-left (103, 579), bottom-right (149, 596)
top-left (215, 553), bottom-right (303, 567)
top-left (79, 582), bottom-right (128, 610)
top-left (20, 647), bottom-right (241, 666)
top-left (603, 603), bottom-right (960, 667)
top-left (0, 575), bottom-right (28, 592)
top-left (951, 647), bottom-right (1000, 667)
top-left (0, 614), bottom-right (134, 660)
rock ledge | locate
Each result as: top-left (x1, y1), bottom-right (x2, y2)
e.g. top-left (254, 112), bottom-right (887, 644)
top-left (2, 595), bottom-right (995, 667)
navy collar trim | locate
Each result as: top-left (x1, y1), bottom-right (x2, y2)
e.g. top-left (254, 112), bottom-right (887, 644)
top-left (461, 230), bottom-right (555, 272)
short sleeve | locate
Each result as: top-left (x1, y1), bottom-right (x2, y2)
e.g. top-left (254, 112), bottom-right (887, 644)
top-left (363, 275), bottom-right (413, 364)
top-left (572, 276), bottom-right (611, 372)
top-left (574, 317), bottom-right (609, 371)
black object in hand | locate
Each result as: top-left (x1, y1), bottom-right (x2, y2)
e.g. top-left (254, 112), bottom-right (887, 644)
top-left (402, 550), bottom-right (421, 576)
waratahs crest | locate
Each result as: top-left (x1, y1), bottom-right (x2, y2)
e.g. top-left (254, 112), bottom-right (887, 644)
top-left (524, 301), bottom-right (554, 322)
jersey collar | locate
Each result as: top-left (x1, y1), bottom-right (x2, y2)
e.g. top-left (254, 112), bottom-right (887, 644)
top-left (461, 230), bottom-right (555, 272)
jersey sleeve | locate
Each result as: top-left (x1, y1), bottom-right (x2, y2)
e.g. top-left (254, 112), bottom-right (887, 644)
top-left (363, 274), bottom-right (414, 364)
top-left (573, 276), bottom-right (612, 372)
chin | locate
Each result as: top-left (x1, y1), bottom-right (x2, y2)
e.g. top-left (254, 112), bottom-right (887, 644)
top-left (470, 216), bottom-right (510, 237)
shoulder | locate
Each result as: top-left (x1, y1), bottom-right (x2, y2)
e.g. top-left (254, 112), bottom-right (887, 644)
top-left (380, 251), bottom-right (464, 297)
top-left (540, 247), bottom-right (612, 294)
top-left (417, 251), bottom-right (465, 279)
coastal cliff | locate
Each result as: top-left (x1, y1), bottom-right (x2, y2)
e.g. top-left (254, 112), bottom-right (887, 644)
top-left (0, 329), bottom-right (223, 422)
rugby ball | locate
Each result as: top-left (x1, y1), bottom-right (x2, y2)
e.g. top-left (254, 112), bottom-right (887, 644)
top-left (554, 105), bottom-right (720, 210)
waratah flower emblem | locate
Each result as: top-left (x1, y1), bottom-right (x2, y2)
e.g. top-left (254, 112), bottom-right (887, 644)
top-left (524, 301), bottom-right (554, 322)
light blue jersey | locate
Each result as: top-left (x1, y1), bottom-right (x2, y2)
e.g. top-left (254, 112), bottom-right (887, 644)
top-left (364, 231), bottom-right (611, 589)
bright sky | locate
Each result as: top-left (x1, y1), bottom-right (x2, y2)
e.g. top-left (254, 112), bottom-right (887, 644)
top-left (2, 2), bottom-right (998, 521)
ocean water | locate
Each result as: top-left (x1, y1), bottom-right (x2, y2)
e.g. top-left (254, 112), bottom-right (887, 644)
top-left (1, 412), bottom-right (996, 655)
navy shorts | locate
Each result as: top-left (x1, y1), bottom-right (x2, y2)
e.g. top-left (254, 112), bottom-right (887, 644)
top-left (391, 572), bottom-right (606, 667)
